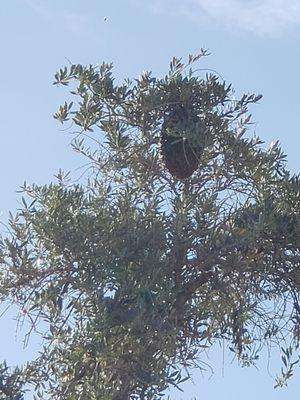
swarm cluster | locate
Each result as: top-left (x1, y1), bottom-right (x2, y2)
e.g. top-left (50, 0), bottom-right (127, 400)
top-left (161, 106), bottom-right (204, 179)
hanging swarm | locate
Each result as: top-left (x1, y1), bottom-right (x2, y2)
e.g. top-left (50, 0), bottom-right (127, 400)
top-left (161, 106), bottom-right (204, 180)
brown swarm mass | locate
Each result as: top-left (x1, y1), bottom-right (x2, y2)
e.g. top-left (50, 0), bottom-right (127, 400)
top-left (161, 108), bottom-right (203, 180)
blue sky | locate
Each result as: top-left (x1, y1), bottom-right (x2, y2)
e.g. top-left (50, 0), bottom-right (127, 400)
top-left (1, 1), bottom-right (300, 399)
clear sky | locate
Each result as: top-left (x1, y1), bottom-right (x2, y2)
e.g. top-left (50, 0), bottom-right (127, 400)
top-left (1, 1), bottom-right (300, 399)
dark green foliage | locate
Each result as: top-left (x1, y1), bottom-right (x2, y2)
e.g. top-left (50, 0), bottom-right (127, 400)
top-left (0, 362), bottom-right (24, 400)
top-left (0, 53), bottom-right (300, 399)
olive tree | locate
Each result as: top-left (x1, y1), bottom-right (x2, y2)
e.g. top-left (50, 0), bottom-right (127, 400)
top-left (1, 52), bottom-right (300, 399)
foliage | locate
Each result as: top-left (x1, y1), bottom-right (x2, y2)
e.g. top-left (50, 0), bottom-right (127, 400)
top-left (0, 362), bottom-right (24, 400)
top-left (0, 52), bottom-right (300, 399)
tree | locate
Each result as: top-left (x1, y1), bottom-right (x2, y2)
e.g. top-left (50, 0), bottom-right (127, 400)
top-left (0, 51), bottom-right (300, 399)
